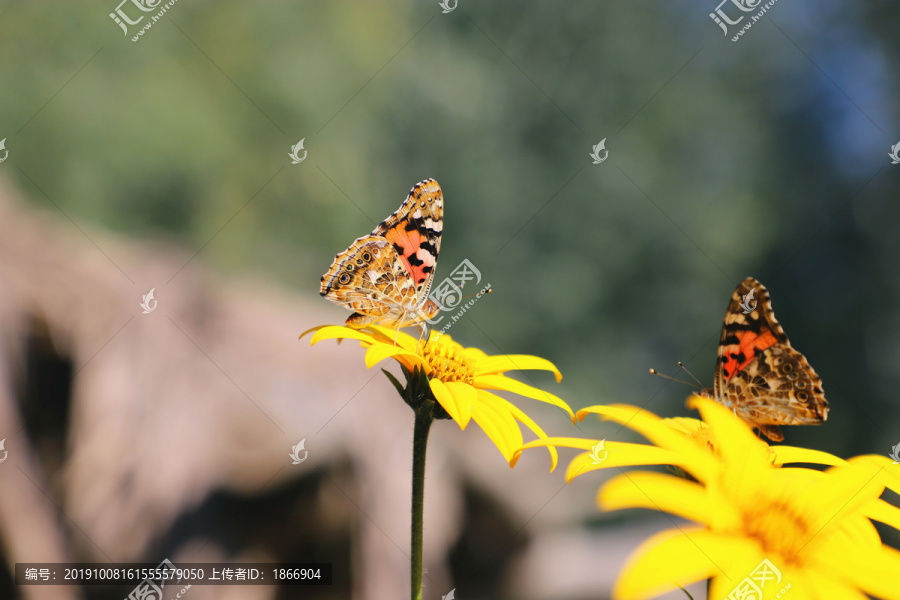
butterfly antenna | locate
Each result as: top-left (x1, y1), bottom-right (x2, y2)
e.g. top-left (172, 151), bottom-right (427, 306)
top-left (676, 362), bottom-right (705, 388)
top-left (648, 368), bottom-right (698, 388)
top-left (455, 287), bottom-right (493, 301)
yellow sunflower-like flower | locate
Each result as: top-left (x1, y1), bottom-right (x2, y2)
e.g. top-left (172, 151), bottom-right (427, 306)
top-left (519, 396), bottom-right (900, 599)
top-left (517, 403), bottom-right (849, 484)
top-left (303, 324), bottom-right (573, 468)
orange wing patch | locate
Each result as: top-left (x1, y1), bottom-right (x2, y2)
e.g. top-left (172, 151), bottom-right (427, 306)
top-left (722, 327), bottom-right (778, 381)
top-left (382, 225), bottom-right (430, 286)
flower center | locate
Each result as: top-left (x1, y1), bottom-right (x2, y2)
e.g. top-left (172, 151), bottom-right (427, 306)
top-left (741, 499), bottom-right (813, 564)
top-left (422, 342), bottom-right (475, 384)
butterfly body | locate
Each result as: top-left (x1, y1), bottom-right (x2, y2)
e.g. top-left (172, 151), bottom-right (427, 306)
top-left (701, 277), bottom-right (828, 441)
top-left (320, 179), bottom-right (443, 332)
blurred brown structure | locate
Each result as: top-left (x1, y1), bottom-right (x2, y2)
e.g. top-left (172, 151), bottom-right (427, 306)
top-left (0, 179), bottom-right (691, 600)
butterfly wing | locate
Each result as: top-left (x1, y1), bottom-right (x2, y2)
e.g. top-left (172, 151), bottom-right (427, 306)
top-left (320, 235), bottom-right (421, 327)
top-left (371, 179), bottom-right (443, 304)
top-left (713, 277), bottom-right (828, 441)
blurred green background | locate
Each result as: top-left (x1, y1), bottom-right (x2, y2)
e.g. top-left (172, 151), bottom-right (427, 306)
top-left (2, 0), bottom-right (900, 597)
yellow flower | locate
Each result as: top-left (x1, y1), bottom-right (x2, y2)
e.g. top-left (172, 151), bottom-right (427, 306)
top-left (516, 403), bottom-right (845, 483)
top-left (303, 325), bottom-right (573, 469)
top-left (520, 397), bottom-right (900, 599)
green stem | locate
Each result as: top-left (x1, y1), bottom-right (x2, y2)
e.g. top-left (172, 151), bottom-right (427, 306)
top-left (411, 399), bottom-right (434, 600)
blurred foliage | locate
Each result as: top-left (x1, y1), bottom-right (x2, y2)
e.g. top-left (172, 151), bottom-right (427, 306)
top-left (1, 0), bottom-right (899, 467)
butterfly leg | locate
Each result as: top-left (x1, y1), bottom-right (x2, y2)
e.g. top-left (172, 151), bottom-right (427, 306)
top-left (416, 320), bottom-right (430, 352)
top-left (390, 310), bottom-right (410, 346)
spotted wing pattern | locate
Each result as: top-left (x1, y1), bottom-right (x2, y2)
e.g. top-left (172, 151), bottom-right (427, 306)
top-left (372, 178), bottom-right (443, 302)
top-left (704, 277), bottom-right (829, 442)
top-left (320, 179), bottom-right (443, 330)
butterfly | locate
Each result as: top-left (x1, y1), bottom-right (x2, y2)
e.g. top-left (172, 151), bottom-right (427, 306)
top-left (700, 277), bottom-right (829, 442)
top-left (320, 179), bottom-right (443, 336)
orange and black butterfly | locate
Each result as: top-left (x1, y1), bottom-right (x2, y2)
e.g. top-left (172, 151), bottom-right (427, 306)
top-left (700, 277), bottom-right (829, 441)
top-left (320, 179), bottom-right (443, 334)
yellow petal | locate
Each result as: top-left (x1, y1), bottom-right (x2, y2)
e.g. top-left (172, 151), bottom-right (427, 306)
top-left (470, 391), bottom-right (523, 464)
top-left (661, 417), bottom-right (706, 435)
top-left (299, 324), bottom-right (330, 340)
top-left (430, 379), bottom-right (463, 425)
top-left (565, 444), bottom-right (689, 483)
top-left (771, 445), bottom-right (847, 467)
top-left (513, 438), bottom-right (686, 481)
top-left (864, 498), bottom-right (900, 532)
top-left (474, 355), bottom-right (562, 382)
top-left (813, 535), bottom-right (900, 600)
top-left (368, 325), bottom-right (418, 348)
top-left (613, 528), bottom-right (759, 600)
top-left (444, 381), bottom-right (476, 429)
top-left (686, 395), bottom-right (769, 466)
top-left (599, 471), bottom-right (735, 528)
top-left (308, 325), bottom-right (376, 346)
top-left (576, 404), bottom-right (720, 483)
top-left (462, 345), bottom-right (490, 361)
top-left (847, 454), bottom-right (900, 496)
top-left (803, 571), bottom-right (870, 600)
top-left (475, 374), bottom-right (573, 420)
top-left (496, 393), bottom-right (558, 470)
top-left (801, 463), bottom-right (887, 532)
top-left (364, 343), bottom-right (422, 370)
top-left (517, 436), bottom-right (599, 452)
